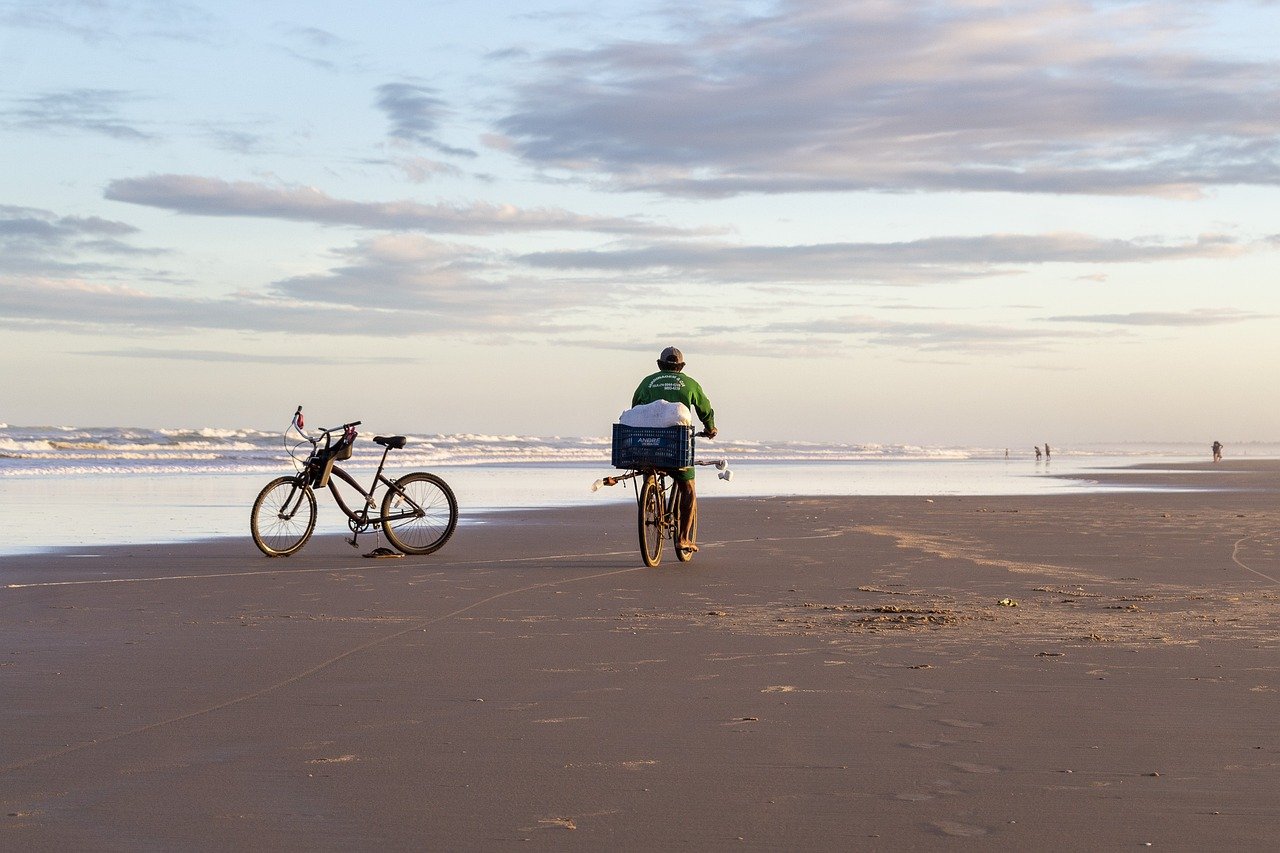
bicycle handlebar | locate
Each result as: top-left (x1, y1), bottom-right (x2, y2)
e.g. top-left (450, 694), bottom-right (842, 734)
top-left (317, 420), bottom-right (361, 433)
top-left (290, 406), bottom-right (361, 444)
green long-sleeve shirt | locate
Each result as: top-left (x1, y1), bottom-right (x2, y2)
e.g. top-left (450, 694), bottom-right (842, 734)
top-left (632, 370), bottom-right (715, 432)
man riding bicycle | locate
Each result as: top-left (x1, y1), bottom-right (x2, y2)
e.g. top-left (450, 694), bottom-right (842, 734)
top-left (632, 346), bottom-right (717, 553)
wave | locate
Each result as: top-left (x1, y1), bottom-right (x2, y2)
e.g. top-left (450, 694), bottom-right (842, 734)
top-left (1, 424), bottom-right (1275, 478)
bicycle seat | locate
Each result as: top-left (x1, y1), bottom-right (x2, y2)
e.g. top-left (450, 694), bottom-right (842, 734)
top-left (374, 435), bottom-right (407, 449)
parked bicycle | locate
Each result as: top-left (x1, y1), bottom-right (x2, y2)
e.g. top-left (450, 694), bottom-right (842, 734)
top-left (250, 406), bottom-right (458, 557)
top-left (594, 427), bottom-right (730, 567)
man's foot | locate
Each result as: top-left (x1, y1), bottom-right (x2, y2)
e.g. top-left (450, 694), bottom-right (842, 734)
top-left (678, 542), bottom-right (699, 553)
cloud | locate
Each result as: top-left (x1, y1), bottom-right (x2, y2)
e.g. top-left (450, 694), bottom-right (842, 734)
top-left (569, 311), bottom-right (1099, 356)
top-left (0, 275), bottom-right (453, 337)
top-left (376, 83), bottom-right (476, 157)
top-left (1044, 308), bottom-right (1271, 326)
top-left (3, 89), bottom-right (152, 140)
top-left (200, 125), bottom-right (271, 154)
top-left (288, 25), bottom-right (347, 50)
top-left (743, 314), bottom-right (1111, 353)
top-left (0, 234), bottom-right (615, 338)
top-left (390, 156), bottom-right (464, 183)
top-left (104, 174), bottom-right (700, 236)
top-left (0, 205), bottom-right (137, 240)
top-left (521, 232), bottom-right (1245, 285)
top-left (0, 0), bottom-right (213, 44)
top-left (0, 204), bottom-right (159, 277)
top-left (496, 0), bottom-right (1280, 197)
top-left (77, 347), bottom-right (418, 365)
top-left (275, 25), bottom-right (352, 70)
top-left (269, 233), bottom-right (626, 327)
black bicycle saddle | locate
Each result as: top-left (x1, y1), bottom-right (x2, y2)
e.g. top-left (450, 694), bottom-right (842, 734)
top-left (374, 435), bottom-right (407, 449)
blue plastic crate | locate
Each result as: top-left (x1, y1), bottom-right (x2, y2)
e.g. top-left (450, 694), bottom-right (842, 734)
top-left (611, 424), bottom-right (694, 469)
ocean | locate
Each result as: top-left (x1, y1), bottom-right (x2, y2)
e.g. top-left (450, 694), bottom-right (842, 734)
top-left (1, 424), bottom-right (1271, 556)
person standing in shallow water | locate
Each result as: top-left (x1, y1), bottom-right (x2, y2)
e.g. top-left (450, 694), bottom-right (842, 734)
top-left (632, 347), bottom-right (717, 554)
top-left (1212, 441), bottom-right (1223, 462)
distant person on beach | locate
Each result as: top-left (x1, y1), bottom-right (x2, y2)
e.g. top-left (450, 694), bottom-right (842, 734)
top-left (1212, 441), bottom-right (1223, 462)
top-left (1045, 443), bottom-right (1051, 460)
top-left (632, 347), bottom-right (717, 553)
top-left (1034, 446), bottom-right (1042, 461)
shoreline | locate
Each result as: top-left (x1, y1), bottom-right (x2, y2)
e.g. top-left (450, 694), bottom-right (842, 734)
top-left (2, 457), bottom-right (1273, 560)
top-left (3, 462), bottom-right (1279, 847)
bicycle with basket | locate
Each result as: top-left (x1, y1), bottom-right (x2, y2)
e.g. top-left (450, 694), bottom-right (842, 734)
top-left (594, 422), bottom-right (731, 567)
top-left (250, 406), bottom-right (458, 557)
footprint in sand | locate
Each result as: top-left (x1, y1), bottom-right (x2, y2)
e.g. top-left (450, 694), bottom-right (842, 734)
top-left (897, 779), bottom-right (961, 802)
top-left (937, 718), bottom-right (985, 729)
top-left (931, 819), bottom-right (989, 837)
top-left (903, 687), bottom-right (946, 696)
top-left (904, 739), bottom-right (956, 750)
top-left (533, 716), bottom-right (589, 724)
top-left (950, 761), bottom-right (1000, 774)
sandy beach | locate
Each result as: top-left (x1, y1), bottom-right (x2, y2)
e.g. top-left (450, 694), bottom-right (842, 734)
top-left (3, 460), bottom-right (1279, 849)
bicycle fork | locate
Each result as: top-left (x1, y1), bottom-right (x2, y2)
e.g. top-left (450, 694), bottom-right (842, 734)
top-left (278, 481), bottom-right (309, 521)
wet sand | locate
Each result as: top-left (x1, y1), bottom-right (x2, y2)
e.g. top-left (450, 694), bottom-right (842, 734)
top-left (2, 460), bottom-right (1279, 849)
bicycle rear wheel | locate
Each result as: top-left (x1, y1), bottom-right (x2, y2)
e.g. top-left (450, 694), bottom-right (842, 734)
top-left (381, 472), bottom-right (458, 555)
top-left (638, 474), bottom-right (663, 567)
top-left (251, 477), bottom-right (316, 557)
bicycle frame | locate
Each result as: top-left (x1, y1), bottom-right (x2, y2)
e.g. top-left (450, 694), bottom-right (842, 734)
top-left (656, 472), bottom-right (682, 536)
top-left (288, 420), bottom-right (424, 535)
top-left (635, 469), bottom-right (676, 516)
top-left (315, 447), bottom-right (412, 530)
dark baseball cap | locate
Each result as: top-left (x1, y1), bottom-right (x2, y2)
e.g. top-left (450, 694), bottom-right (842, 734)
top-left (658, 346), bottom-right (685, 366)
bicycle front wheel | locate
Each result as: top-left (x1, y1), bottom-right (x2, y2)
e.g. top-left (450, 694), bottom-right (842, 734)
top-left (638, 475), bottom-right (664, 567)
top-left (382, 472), bottom-right (458, 555)
top-left (251, 477), bottom-right (316, 557)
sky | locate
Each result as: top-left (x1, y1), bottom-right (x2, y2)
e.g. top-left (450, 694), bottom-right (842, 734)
top-left (2, 0), bottom-right (1278, 446)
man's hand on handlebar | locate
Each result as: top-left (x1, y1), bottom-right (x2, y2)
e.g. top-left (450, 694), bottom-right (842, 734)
top-left (700, 427), bottom-right (718, 439)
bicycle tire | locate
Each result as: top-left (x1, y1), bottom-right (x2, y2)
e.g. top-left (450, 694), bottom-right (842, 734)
top-left (638, 474), bottom-right (664, 567)
top-left (381, 472), bottom-right (458, 555)
top-left (673, 482), bottom-right (696, 562)
top-left (251, 476), bottom-right (317, 557)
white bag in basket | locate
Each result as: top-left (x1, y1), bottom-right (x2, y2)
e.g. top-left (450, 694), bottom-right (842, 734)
top-left (619, 400), bottom-right (692, 428)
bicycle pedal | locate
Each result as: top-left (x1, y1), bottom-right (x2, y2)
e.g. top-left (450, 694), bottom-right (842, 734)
top-left (346, 537), bottom-right (360, 548)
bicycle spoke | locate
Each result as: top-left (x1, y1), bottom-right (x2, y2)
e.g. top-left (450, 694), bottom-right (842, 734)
top-left (251, 477), bottom-right (316, 556)
top-left (638, 475), bottom-right (664, 566)
top-left (381, 473), bottom-right (458, 555)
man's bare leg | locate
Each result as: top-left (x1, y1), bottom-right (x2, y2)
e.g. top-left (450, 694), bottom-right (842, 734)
top-left (677, 479), bottom-right (698, 551)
